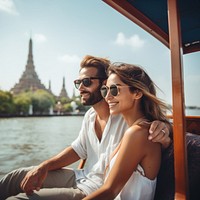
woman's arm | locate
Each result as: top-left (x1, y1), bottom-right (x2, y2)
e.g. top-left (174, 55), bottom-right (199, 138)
top-left (83, 125), bottom-right (161, 200)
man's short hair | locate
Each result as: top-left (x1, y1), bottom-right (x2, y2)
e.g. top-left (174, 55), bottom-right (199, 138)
top-left (80, 55), bottom-right (110, 79)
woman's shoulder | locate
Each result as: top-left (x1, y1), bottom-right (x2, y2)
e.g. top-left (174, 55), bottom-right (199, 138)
top-left (125, 123), bottom-right (149, 138)
top-left (120, 125), bottom-right (149, 149)
top-left (124, 122), bottom-right (160, 149)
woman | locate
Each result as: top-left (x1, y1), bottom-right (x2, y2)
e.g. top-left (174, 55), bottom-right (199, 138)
top-left (83, 63), bottom-right (170, 200)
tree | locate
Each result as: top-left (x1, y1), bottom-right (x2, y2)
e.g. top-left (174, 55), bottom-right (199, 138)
top-left (13, 92), bottom-right (32, 115)
top-left (31, 90), bottom-right (55, 114)
top-left (60, 97), bottom-right (70, 104)
top-left (0, 90), bottom-right (15, 115)
top-left (63, 103), bottom-right (73, 113)
top-left (75, 99), bottom-right (90, 112)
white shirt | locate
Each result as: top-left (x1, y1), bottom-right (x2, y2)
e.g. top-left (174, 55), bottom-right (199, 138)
top-left (71, 107), bottom-right (128, 195)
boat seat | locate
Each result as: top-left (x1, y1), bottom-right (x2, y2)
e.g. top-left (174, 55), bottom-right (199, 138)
top-left (154, 132), bottom-right (200, 200)
top-left (78, 133), bottom-right (200, 200)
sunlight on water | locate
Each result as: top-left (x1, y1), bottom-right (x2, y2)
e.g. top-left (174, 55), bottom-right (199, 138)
top-left (0, 116), bottom-right (83, 178)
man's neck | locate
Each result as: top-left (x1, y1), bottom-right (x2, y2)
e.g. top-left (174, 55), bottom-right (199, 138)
top-left (93, 99), bottom-right (110, 120)
top-left (93, 100), bottom-right (110, 141)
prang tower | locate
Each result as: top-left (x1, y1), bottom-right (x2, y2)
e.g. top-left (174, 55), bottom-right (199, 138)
top-left (11, 38), bottom-right (47, 95)
top-left (58, 77), bottom-right (69, 99)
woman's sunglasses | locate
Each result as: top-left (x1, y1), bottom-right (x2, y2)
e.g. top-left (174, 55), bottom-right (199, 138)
top-left (74, 77), bottom-right (105, 89)
top-left (100, 84), bottom-right (132, 98)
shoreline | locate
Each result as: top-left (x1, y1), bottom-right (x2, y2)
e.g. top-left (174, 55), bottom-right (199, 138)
top-left (0, 112), bottom-right (85, 118)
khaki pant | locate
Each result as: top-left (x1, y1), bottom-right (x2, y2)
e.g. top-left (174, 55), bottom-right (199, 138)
top-left (0, 166), bottom-right (86, 200)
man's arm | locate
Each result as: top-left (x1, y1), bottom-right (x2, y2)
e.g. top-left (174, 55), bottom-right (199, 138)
top-left (40, 146), bottom-right (80, 171)
top-left (149, 120), bottom-right (173, 149)
top-left (20, 146), bottom-right (80, 195)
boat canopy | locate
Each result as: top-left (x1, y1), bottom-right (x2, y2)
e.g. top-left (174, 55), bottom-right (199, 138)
top-left (103, 0), bottom-right (200, 199)
top-left (103, 0), bottom-right (200, 54)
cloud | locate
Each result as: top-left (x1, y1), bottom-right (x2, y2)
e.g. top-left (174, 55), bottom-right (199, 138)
top-left (33, 34), bottom-right (47, 43)
top-left (0, 0), bottom-right (19, 15)
top-left (58, 54), bottom-right (81, 65)
top-left (186, 74), bottom-right (200, 83)
top-left (24, 32), bottom-right (47, 44)
top-left (114, 32), bottom-right (145, 49)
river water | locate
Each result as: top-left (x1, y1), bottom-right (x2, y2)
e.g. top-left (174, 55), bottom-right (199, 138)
top-left (0, 116), bottom-right (83, 179)
top-left (0, 109), bottom-right (199, 179)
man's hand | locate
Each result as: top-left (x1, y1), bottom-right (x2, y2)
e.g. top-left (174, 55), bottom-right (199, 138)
top-left (149, 120), bottom-right (172, 149)
top-left (20, 164), bottom-right (48, 195)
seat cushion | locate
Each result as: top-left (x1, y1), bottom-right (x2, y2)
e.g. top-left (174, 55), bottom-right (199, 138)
top-left (154, 133), bottom-right (200, 200)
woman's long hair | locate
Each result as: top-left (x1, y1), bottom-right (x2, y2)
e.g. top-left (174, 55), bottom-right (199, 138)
top-left (107, 63), bottom-right (170, 122)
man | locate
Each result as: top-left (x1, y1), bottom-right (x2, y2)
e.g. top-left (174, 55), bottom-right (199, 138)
top-left (0, 55), bottom-right (171, 200)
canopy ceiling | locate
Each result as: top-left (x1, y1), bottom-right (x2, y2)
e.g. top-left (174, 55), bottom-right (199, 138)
top-left (103, 0), bottom-right (200, 198)
top-left (103, 0), bottom-right (200, 54)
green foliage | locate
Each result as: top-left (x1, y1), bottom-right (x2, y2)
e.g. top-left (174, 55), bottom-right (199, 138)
top-left (60, 97), bottom-right (70, 104)
top-left (63, 103), bottom-right (73, 112)
top-left (0, 89), bottom-right (89, 116)
top-left (75, 100), bottom-right (91, 112)
top-left (0, 90), bottom-right (15, 114)
top-left (13, 92), bottom-right (32, 115)
top-left (31, 90), bottom-right (55, 114)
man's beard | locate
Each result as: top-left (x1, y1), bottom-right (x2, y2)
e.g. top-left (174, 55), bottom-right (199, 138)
top-left (81, 86), bottom-right (103, 106)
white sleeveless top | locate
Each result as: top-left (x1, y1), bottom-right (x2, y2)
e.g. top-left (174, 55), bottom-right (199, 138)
top-left (107, 152), bottom-right (157, 200)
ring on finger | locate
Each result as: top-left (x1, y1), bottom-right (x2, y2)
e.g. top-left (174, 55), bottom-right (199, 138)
top-left (161, 129), bottom-right (165, 134)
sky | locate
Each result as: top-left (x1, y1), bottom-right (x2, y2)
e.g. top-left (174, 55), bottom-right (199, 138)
top-left (0, 0), bottom-right (200, 107)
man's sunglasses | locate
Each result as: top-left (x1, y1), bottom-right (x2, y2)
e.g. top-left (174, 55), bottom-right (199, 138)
top-left (74, 77), bottom-right (105, 89)
top-left (100, 84), bottom-right (132, 98)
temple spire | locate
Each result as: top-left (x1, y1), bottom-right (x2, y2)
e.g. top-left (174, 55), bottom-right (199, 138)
top-left (27, 38), bottom-right (34, 69)
top-left (59, 77), bottom-right (69, 99)
top-left (48, 80), bottom-right (53, 94)
top-left (62, 77), bottom-right (65, 88)
top-left (49, 80), bottom-right (51, 91)
top-left (10, 38), bottom-right (48, 95)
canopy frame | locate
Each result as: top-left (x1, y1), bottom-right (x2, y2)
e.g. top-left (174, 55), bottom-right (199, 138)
top-left (102, 0), bottom-right (200, 199)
